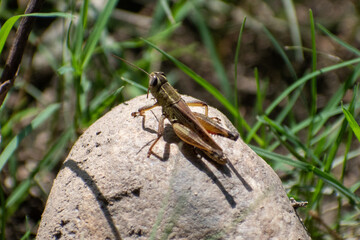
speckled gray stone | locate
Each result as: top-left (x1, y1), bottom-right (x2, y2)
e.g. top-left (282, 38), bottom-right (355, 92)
top-left (37, 95), bottom-right (310, 240)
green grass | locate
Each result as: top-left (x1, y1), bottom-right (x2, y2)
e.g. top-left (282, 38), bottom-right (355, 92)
top-left (0, 0), bottom-right (359, 239)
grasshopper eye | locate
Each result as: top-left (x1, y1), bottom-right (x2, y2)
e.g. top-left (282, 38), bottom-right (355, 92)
top-left (149, 75), bottom-right (158, 87)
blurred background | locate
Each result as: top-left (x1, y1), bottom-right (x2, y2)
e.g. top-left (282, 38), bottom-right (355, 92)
top-left (0, 0), bottom-right (359, 239)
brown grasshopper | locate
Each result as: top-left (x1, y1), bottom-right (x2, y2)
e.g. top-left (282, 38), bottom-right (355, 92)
top-left (118, 57), bottom-right (239, 164)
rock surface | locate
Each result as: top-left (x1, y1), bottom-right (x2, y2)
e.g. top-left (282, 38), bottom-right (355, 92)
top-left (37, 95), bottom-right (310, 240)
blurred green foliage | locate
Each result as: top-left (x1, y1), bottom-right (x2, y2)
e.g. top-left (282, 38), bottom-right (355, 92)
top-left (0, 0), bottom-right (359, 239)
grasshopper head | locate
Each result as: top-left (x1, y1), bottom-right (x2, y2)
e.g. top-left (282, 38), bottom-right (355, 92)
top-left (147, 72), bottom-right (167, 98)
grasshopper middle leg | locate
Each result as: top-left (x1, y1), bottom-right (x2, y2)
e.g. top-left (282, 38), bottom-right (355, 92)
top-left (147, 114), bottom-right (166, 157)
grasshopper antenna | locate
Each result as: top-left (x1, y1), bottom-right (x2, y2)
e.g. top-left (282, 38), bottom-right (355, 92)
top-left (112, 54), bottom-right (152, 98)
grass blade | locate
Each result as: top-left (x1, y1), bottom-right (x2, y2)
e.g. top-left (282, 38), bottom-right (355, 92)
top-left (191, 7), bottom-right (232, 98)
top-left (81, 0), bottom-right (117, 69)
top-left (307, 9), bottom-right (317, 148)
top-left (0, 15), bottom-right (22, 54)
top-left (160, 0), bottom-right (175, 24)
top-left (282, 0), bottom-right (303, 61)
top-left (234, 17), bottom-right (246, 133)
top-left (89, 86), bottom-right (124, 122)
top-left (317, 23), bottom-right (360, 56)
top-left (312, 64), bottom-right (360, 134)
top-left (342, 104), bottom-right (360, 142)
top-left (0, 12), bottom-right (72, 55)
top-left (121, 77), bottom-right (147, 91)
top-left (1, 107), bottom-right (38, 138)
top-left (262, 26), bottom-right (297, 80)
top-left (251, 146), bottom-right (360, 206)
top-left (5, 128), bottom-right (73, 214)
top-left (311, 100), bottom-right (353, 207)
top-left (246, 57), bottom-right (360, 142)
top-left (71, 0), bottom-right (88, 71)
top-left (0, 103), bottom-right (60, 172)
top-left (258, 115), bottom-right (322, 165)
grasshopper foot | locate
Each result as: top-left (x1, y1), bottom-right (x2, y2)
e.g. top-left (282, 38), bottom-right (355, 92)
top-left (131, 111), bottom-right (141, 117)
top-left (147, 150), bottom-right (153, 158)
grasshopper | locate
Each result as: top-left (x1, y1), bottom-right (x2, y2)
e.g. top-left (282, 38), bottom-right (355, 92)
top-left (118, 57), bottom-right (239, 164)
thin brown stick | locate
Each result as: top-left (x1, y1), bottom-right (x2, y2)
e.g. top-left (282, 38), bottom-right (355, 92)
top-left (0, 0), bottom-right (44, 106)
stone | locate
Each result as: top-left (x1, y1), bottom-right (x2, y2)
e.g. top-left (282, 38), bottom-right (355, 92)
top-left (37, 95), bottom-right (310, 240)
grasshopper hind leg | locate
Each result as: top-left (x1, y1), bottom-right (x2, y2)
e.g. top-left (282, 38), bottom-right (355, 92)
top-left (172, 122), bottom-right (227, 164)
top-left (193, 112), bottom-right (239, 140)
top-left (186, 100), bottom-right (209, 116)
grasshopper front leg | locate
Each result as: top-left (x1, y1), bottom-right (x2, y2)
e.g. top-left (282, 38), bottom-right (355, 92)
top-left (131, 102), bottom-right (160, 131)
top-left (131, 102), bottom-right (159, 117)
top-left (132, 102), bottom-right (168, 157)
